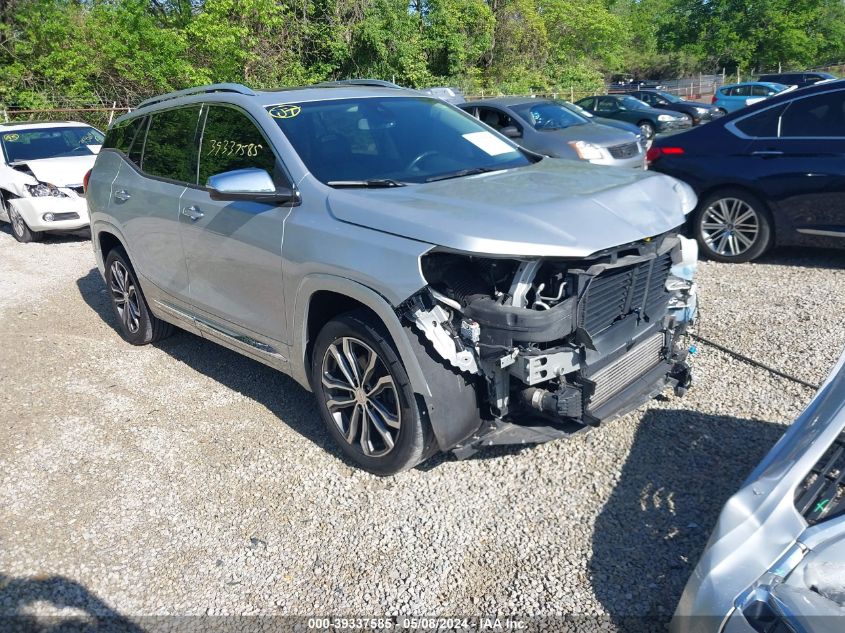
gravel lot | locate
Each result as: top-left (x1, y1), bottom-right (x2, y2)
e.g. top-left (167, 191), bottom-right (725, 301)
top-left (1, 225), bottom-right (844, 631)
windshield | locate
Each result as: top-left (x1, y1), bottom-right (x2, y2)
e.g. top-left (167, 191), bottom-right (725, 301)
top-left (655, 91), bottom-right (682, 103)
top-left (620, 96), bottom-right (650, 109)
top-left (1, 126), bottom-right (104, 162)
top-left (512, 101), bottom-right (588, 130)
top-left (266, 96), bottom-right (530, 185)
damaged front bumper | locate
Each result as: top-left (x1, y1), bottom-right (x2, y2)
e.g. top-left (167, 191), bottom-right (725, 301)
top-left (9, 195), bottom-right (90, 232)
top-left (404, 231), bottom-right (698, 456)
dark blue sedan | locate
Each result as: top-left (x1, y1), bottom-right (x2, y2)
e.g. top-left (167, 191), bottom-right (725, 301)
top-left (648, 80), bottom-right (845, 262)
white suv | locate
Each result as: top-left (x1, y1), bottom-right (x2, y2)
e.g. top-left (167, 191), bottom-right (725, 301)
top-left (0, 121), bottom-right (103, 242)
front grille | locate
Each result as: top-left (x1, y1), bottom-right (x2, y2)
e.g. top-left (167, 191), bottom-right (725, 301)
top-left (608, 141), bottom-right (640, 159)
top-left (578, 252), bottom-right (673, 336)
top-left (588, 332), bottom-right (665, 407)
top-left (794, 432), bottom-right (845, 525)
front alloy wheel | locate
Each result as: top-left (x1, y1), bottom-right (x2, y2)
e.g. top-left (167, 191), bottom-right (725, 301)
top-left (311, 311), bottom-right (433, 475)
top-left (695, 190), bottom-right (771, 262)
top-left (321, 337), bottom-right (401, 457)
top-left (8, 205), bottom-right (43, 243)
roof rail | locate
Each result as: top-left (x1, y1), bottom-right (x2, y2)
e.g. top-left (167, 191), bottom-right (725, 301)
top-left (136, 83), bottom-right (257, 109)
top-left (313, 79), bottom-right (403, 89)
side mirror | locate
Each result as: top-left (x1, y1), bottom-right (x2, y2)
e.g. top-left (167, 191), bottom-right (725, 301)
top-left (206, 168), bottom-right (296, 204)
top-left (500, 125), bottom-right (521, 138)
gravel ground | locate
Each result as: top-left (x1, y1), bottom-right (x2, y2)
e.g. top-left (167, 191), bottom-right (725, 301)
top-left (1, 225), bottom-right (844, 632)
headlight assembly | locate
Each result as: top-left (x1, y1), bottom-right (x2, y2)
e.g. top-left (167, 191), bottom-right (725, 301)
top-left (26, 183), bottom-right (68, 198)
top-left (567, 140), bottom-right (605, 161)
top-left (657, 114), bottom-right (676, 122)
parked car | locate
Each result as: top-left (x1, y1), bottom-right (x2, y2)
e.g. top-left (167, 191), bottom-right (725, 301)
top-left (0, 121), bottom-right (103, 242)
top-left (419, 86), bottom-right (466, 105)
top-left (459, 98), bottom-right (645, 168)
top-left (574, 94), bottom-right (691, 138)
top-left (560, 100), bottom-right (647, 142)
top-left (626, 89), bottom-right (723, 125)
top-left (88, 82), bottom-right (699, 474)
top-left (648, 79), bottom-right (845, 263)
top-left (711, 81), bottom-right (791, 114)
top-left (672, 349), bottom-right (845, 633)
top-left (758, 71), bottom-right (837, 89)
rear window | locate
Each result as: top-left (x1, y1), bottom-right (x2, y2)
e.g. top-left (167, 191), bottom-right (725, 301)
top-left (103, 117), bottom-right (147, 156)
top-left (142, 106), bottom-right (201, 183)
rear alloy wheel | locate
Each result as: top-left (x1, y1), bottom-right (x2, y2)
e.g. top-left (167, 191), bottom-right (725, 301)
top-left (695, 190), bottom-right (771, 263)
top-left (638, 121), bottom-right (655, 138)
top-left (104, 248), bottom-right (173, 344)
top-left (311, 311), bottom-right (432, 475)
top-left (8, 205), bottom-right (43, 243)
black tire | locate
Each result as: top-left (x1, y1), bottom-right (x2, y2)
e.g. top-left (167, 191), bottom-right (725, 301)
top-left (104, 248), bottom-right (173, 345)
top-left (7, 202), bottom-right (43, 243)
top-left (310, 310), bottom-right (434, 475)
top-left (637, 120), bottom-right (655, 138)
top-left (715, 107), bottom-right (727, 116)
top-left (694, 188), bottom-right (772, 263)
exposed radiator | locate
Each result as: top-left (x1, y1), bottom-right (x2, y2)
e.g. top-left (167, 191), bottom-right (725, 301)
top-left (588, 332), bottom-right (665, 407)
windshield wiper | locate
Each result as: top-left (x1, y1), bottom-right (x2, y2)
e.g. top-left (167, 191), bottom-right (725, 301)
top-left (425, 167), bottom-right (497, 182)
top-left (326, 179), bottom-right (406, 188)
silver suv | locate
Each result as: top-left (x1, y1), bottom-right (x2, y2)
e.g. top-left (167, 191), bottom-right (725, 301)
top-left (88, 82), bottom-right (699, 474)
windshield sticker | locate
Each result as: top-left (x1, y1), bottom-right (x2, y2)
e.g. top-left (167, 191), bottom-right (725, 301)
top-left (462, 131), bottom-right (516, 156)
top-left (206, 139), bottom-right (264, 157)
top-left (268, 104), bottom-right (301, 119)
top-left (3, 133), bottom-right (19, 142)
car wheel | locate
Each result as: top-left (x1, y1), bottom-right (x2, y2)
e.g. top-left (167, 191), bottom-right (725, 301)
top-left (311, 311), bottom-right (433, 475)
top-left (695, 189), bottom-right (772, 263)
top-left (7, 204), bottom-right (43, 243)
top-left (105, 248), bottom-right (173, 344)
top-left (715, 107), bottom-right (727, 116)
top-left (638, 121), bottom-right (655, 138)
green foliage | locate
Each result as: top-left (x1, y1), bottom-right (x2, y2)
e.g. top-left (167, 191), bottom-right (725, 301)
top-left (0, 0), bottom-right (843, 111)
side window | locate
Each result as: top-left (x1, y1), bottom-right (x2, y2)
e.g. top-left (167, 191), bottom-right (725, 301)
top-left (103, 117), bottom-right (146, 156)
top-left (476, 107), bottom-right (516, 132)
top-left (780, 91), bottom-right (845, 137)
top-left (576, 97), bottom-right (594, 110)
top-left (142, 106), bottom-right (201, 183)
top-left (734, 104), bottom-right (788, 137)
top-left (733, 86), bottom-right (751, 97)
top-left (127, 117), bottom-right (148, 168)
top-left (596, 97), bottom-right (618, 112)
top-left (198, 105), bottom-right (278, 185)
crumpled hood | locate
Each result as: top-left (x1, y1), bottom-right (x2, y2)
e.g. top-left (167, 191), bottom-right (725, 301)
top-left (14, 155), bottom-right (97, 187)
top-left (326, 158), bottom-right (696, 257)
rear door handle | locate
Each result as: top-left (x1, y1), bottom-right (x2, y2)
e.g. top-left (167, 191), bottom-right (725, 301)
top-left (751, 150), bottom-right (784, 158)
top-left (113, 189), bottom-right (131, 202)
top-left (182, 205), bottom-right (204, 221)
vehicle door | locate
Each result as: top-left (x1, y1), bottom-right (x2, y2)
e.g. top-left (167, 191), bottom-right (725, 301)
top-left (748, 88), bottom-right (845, 241)
top-left (114, 107), bottom-right (200, 310)
top-left (178, 103), bottom-right (291, 348)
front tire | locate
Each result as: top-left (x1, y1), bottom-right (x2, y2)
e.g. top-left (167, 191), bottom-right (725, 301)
top-left (694, 189), bottom-right (772, 263)
top-left (8, 204), bottom-right (43, 243)
top-left (311, 311), bottom-right (433, 475)
top-left (638, 121), bottom-right (655, 138)
top-left (104, 248), bottom-right (173, 344)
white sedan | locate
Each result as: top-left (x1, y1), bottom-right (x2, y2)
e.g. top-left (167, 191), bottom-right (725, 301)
top-left (0, 121), bottom-right (103, 242)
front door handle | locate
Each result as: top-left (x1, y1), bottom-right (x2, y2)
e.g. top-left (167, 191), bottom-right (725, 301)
top-left (182, 205), bottom-right (204, 221)
top-left (751, 150), bottom-right (784, 158)
top-left (113, 189), bottom-right (131, 202)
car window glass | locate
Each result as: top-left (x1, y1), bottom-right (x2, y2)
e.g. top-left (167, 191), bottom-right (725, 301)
top-left (734, 86), bottom-right (751, 97)
top-left (103, 117), bottom-right (146, 155)
top-left (199, 105), bottom-right (279, 186)
top-left (476, 107), bottom-right (517, 131)
top-left (751, 85), bottom-right (772, 97)
top-left (142, 106), bottom-right (201, 183)
top-left (734, 103), bottom-right (787, 137)
top-left (512, 102), bottom-right (587, 130)
top-left (0, 126), bottom-right (104, 162)
top-left (268, 96), bottom-right (529, 184)
top-left (780, 91), bottom-right (845, 137)
top-left (596, 97), bottom-right (618, 113)
top-left (127, 117), bottom-right (148, 168)
top-left (576, 97), bottom-right (595, 110)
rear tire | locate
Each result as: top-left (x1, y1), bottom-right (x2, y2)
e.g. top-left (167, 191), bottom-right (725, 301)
top-left (104, 248), bottom-right (173, 344)
top-left (310, 310), bottom-right (434, 475)
top-left (694, 188), bottom-right (772, 263)
top-left (8, 204), bottom-right (43, 243)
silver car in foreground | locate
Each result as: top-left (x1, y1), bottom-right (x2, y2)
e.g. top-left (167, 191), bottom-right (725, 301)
top-left (87, 82), bottom-right (698, 474)
top-left (673, 350), bottom-right (845, 633)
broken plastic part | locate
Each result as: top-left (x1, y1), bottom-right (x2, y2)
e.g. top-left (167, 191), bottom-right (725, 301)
top-left (409, 296), bottom-right (480, 374)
